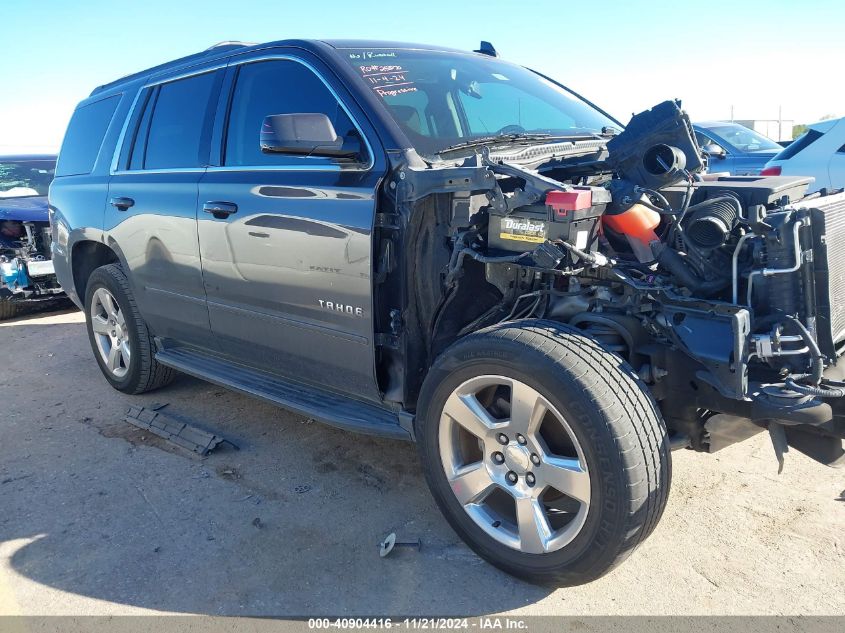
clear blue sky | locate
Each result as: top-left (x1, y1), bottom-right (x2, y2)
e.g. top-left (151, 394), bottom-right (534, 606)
top-left (2, 0), bottom-right (843, 152)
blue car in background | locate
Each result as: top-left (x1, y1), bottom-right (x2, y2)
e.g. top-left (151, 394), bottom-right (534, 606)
top-left (693, 121), bottom-right (783, 176)
top-left (0, 154), bottom-right (64, 318)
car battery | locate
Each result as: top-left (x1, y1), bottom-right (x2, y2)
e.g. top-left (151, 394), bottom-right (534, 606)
top-left (487, 186), bottom-right (609, 259)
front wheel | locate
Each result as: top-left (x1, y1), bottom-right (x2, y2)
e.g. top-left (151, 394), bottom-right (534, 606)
top-left (84, 263), bottom-right (176, 394)
top-left (0, 299), bottom-right (20, 321)
top-left (416, 320), bottom-right (671, 585)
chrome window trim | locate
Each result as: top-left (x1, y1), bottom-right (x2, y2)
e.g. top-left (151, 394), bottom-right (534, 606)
top-left (110, 54), bottom-right (375, 176)
top-left (207, 164), bottom-right (344, 173)
top-left (110, 65), bottom-right (227, 175)
top-left (109, 89), bottom-right (143, 175)
top-left (114, 168), bottom-right (207, 175)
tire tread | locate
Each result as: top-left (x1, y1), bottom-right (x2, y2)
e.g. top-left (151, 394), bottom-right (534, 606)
top-left (418, 318), bottom-right (671, 585)
top-left (477, 320), bottom-right (671, 568)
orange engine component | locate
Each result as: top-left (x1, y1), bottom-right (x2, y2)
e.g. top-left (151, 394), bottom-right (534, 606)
top-left (602, 203), bottom-right (661, 262)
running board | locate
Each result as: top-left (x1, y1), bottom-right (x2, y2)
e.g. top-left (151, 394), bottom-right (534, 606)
top-left (155, 347), bottom-right (411, 441)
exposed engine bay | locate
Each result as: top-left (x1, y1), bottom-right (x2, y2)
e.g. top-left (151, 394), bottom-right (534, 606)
top-left (0, 218), bottom-right (62, 303)
top-left (379, 100), bottom-right (845, 469)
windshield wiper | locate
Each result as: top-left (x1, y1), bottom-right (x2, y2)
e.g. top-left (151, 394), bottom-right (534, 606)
top-left (437, 132), bottom-right (600, 155)
top-left (438, 133), bottom-right (551, 153)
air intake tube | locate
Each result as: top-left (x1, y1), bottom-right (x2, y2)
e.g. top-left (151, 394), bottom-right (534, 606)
top-left (683, 195), bottom-right (741, 250)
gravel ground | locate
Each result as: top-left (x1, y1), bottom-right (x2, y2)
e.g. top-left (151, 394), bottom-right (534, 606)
top-left (0, 308), bottom-right (843, 616)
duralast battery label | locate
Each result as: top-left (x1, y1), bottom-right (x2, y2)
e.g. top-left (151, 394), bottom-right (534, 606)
top-left (498, 216), bottom-right (547, 244)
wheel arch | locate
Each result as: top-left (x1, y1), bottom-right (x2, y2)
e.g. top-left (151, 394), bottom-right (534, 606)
top-left (70, 240), bottom-right (121, 305)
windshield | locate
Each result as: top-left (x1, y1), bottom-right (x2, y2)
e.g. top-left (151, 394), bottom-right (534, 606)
top-left (340, 48), bottom-right (618, 157)
top-left (707, 125), bottom-right (782, 153)
top-left (0, 159), bottom-right (56, 198)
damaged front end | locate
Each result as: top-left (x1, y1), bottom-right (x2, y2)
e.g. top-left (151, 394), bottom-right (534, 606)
top-left (373, 101), bottom-right (845, 470)
top-left (0, 156), bottom-right (63, 317)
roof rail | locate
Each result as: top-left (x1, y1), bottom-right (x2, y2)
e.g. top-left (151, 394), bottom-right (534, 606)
top-left (205, 40), bottom-right (256, 50)
top-left (90, 41), bottom-right (254, 96)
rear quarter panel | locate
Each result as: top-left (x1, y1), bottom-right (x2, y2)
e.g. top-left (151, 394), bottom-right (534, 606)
top-left (49, 88), bottom-right (140, 306)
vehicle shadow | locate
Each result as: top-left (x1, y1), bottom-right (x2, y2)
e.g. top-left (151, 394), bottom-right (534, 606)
top-left (0, 313), bottom-right (555, 615)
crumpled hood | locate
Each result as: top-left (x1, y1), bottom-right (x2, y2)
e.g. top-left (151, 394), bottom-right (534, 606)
top-left (0, 196), bottom-right (49, 223)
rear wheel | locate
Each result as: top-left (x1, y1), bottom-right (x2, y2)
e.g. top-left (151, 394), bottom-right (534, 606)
top-left (417, 320), bottom-right (671, 585)
top-left (84, 264), bottom-right (176, 394)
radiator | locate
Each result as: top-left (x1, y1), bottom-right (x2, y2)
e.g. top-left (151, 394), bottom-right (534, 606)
top-left (807, 192), bottom-right (845, 357)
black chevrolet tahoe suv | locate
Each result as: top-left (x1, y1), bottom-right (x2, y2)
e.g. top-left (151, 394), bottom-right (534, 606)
top-left (50, 39), bottom-right (845, 585)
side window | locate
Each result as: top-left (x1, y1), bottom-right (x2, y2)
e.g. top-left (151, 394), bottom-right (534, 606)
top-left (128, 91), bottom-right (155, 171)
top-left (695, 132), bottom-right (712, 148)
top-left (837, 143), bottom-right (845, 154)
top-left (56, 95), bottom-right (120, 177)
top-left (382, 89), bottom-right (432, 136)
top-left (224, 60), bottom-right (362, 167)
top-left (128, 71), bottom-right (219, 170)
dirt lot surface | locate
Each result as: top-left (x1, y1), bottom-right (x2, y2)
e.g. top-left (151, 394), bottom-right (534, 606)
top-left (1, 308), bottom-right (843, 616)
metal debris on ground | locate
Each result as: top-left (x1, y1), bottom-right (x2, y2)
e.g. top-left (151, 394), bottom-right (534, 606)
top-left (378, 532), bottom-right (422, 558)
top-left (124, 405), bottom-right (237, 456)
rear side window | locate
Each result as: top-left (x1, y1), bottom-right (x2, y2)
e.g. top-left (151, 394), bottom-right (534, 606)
top-left (56, 95), bottom-right (120, 176)
top-left (386, 88), bottom-right (432, 136)
top-left (129, 71), bottom-right (220, 170)
top-left (224, 60), bottom-right (361, 167)
top-left (774, 129), bottom-right (823, 161)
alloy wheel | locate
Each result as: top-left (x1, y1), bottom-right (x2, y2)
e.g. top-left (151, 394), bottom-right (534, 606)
top-left (438, 375), bottom-right (590, 554)
top-left (90, 287), bottom-right (131, 379)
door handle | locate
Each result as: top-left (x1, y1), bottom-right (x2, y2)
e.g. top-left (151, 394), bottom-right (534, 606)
top-left (109, 196), bottom-right (135, 211)
top-left (203, 201), bottom-right (238, 219)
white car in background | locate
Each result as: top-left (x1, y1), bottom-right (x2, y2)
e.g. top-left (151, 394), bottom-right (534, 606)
top-left (762, 117), bottom-right (845, 192)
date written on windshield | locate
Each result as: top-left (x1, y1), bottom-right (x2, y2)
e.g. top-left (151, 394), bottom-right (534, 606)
top-left (355, 64), bottom-right (418, 97)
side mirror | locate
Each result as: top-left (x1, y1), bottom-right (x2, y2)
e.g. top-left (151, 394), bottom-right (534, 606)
top-left (703, 143), bottom-right (727, 159)
top-left (260, 113), bottom-right (359, 159)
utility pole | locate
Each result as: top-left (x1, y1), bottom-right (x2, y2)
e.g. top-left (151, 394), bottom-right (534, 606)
top-left (778, 105), bottom-right (783, 142)
top-left (730, 105), bottom-right (734, 122)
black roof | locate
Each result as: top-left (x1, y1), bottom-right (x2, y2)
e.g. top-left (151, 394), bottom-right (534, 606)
top-left (91, 39), bottom-right (476, 96)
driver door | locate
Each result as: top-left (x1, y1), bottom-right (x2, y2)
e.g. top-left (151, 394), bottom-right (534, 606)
top-left (197, 54), bottom-right (386, 400)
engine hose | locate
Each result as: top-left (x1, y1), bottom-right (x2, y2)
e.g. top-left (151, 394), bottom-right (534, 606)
top-left (652, 242), bottom-right (729, 296)
top-left (555, 240), bottom-right (611, 267)
top-left (779, 316), bottom-right (845, 397)
top-left (637, 197), bottom-right (678, 215)
top-left (785, 315), bottom-right (823, 383)
top-left (784, 378), bottom-right (845, 398)
top-left (445, 246), bottom-right (529, 286)
top-left (636, 187), bottom-right (674, 213)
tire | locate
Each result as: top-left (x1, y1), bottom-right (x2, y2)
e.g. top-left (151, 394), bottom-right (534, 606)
top-left (0, 299), bottom-right (20, 320)
top-left (416, 319), bottom-right (671, 585)
top-left (84, 263), bottom-right (176, 394)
